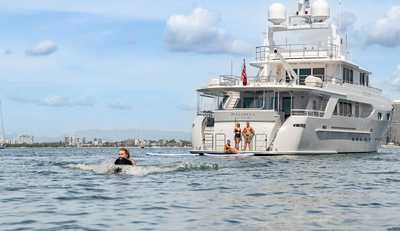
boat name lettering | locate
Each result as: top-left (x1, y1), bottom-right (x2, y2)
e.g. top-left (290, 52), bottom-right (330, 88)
top-left (230, 112), bottom-right (256, 120)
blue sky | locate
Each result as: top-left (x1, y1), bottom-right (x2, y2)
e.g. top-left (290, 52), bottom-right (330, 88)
top-left (0, 0), bottom-right (399, 137)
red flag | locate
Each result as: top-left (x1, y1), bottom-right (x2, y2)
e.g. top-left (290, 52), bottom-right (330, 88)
top-left (241, 59), bottom-right (248, 86)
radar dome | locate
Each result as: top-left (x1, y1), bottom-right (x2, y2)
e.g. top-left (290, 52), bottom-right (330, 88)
top-left (268, 3), bottom-right (287, 25)
top-left (312, 0), bottom-right (330, 22)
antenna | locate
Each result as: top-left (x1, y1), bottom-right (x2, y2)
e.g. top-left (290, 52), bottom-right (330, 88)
top-left (338, 0), bottom-right (343, 33)
top-left (230, 60), bottom-right (233, 76)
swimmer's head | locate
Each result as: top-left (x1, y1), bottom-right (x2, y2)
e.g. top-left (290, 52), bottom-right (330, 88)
top-left (118, 148), bottom-right (130, 159)
top-left (226, 140), bottom-right (231, 145)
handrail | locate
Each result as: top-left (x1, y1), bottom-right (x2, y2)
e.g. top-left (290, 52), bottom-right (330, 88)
top-left (204, 73), bottom-right (382, 96)
top-left (254, 133), bottom-right (267, 152)
top-left (256, 43), bottom-right (339, 61)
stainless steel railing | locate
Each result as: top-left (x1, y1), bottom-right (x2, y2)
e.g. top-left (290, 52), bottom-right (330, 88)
top-left (256, 43), bottom-right (339, 61)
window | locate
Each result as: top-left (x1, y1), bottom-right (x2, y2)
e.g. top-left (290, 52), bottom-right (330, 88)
top-left (355, 103), bottom-right (360, 118)
top-left (288, 68), bottom-right (325, 85)
top-left (360, 73), bottom-right (369, 86)
top-left (343, 67), bottom-right (354, 84)
top-left (299, 68), bottom-right (312, 85)
top-left (378, 112), bottom-right (382, 120)
top-left (241, 91), bottom-right (264, 109)
top-left (313, 68), bottom-right (325, 81)
top-left (312, 100), bottom-right (318, 110)
top-left (336, 101), bottom-right (353, 117)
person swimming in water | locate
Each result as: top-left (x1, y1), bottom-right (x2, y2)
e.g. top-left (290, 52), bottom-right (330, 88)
top-left (114, 148), bottom-right (135, 166)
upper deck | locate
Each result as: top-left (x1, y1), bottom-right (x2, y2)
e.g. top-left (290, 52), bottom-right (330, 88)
top-left (197, 0), bottom-right (390, 112)
top-left (199, 74), bottom-right (382, 97)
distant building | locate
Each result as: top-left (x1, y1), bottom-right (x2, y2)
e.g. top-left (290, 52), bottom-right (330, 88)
top-left (17, 135), bottom-right (34, 145)
top-left (64, 136), bottom-right (71, 146)
top-left (390, 101), bottom-right (400, 145)
top-left (93, 138), bottom-right (103, 146)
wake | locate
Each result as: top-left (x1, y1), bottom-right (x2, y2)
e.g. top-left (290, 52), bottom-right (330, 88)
top-left (67, 162), bottom-right (219, 176)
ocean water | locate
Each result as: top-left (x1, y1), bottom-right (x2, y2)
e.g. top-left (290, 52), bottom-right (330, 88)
top-left (1, 147), bottom-right (400, 231)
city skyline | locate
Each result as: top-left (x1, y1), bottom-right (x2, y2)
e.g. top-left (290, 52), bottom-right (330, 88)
top-left (1, 0), bottom-right (400, 137)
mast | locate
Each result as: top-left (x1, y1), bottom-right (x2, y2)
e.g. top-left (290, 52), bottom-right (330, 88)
top-left (0, 100), bottom-right (6, 144)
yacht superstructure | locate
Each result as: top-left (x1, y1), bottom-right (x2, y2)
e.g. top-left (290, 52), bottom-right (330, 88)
top-left (191, 0), bottom-right (392, 155)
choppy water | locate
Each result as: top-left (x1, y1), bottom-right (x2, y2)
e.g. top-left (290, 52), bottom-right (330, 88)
top-left (1, 147), bottom-right (400, 231)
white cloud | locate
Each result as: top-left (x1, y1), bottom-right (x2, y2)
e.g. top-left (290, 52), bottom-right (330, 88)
top-left (2, 49), bottom-right (12, 55)
top-left (336, 11), bottom-right (357, 33)
top-left (9, 96), bottom-right (95, 107)
top-left (366, 6), bottom-right (400, 47)
top-left (107, 102), bottom-right (132, 111)
top-left (26, 40), bottom-right (58, 56)
top-left (165, 8), bottom-right (252, 55)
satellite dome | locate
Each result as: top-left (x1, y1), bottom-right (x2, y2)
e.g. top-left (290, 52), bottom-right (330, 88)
top-left (312, 0), bottom-right (330, 22)
top-left (268, 3), bottom-right (287, 25)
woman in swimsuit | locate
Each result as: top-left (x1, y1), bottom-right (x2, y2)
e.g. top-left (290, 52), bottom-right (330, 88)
top-left (115, 148), bottom-right (136, 166)
top-left (234, 123), bottom-right (242, 150)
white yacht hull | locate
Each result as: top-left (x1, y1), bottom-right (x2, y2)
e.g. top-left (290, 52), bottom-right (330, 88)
top-left (272, 116), bottom-right (388, 154)
top-left (191, 114), bottom-right (390, 155)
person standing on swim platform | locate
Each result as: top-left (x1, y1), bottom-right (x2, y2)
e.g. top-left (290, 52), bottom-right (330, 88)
top-left (242, 122), bottom-right (255, 151)
top-left (234, 123), bottom-right (242, 150)
top-left (115, 148), bottom-right (136, 166)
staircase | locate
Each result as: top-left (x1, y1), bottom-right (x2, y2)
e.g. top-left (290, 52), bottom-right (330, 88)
top-left (203, 127), bottom-right (214, 150)
top-left (224, 92), bottom-right (240, 109)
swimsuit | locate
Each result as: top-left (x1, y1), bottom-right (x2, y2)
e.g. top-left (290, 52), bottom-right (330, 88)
top-left (234, 128), bottom-right (241, 139)
top-left (243, 127), bottom-right (254, 143)
top-left (115, 158), bottom-right (134, 166)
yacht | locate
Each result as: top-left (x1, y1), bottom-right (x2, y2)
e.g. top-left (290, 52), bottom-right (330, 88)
top-left (191, 0), bottom-right (392, 155)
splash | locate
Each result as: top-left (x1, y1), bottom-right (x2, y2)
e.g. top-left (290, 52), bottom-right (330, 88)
top-left (66, 162), bottom-right (218, 176)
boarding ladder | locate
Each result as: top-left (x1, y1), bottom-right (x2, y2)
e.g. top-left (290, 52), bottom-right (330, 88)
top-left (203, 127), bottom-right (214, 151)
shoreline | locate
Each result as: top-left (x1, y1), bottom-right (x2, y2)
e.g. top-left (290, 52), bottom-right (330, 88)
top-left (0, 146), bottom-right (192, 149)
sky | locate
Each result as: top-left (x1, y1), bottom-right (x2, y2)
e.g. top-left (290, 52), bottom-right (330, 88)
top-left (0, 0), bottom-right (399, 138)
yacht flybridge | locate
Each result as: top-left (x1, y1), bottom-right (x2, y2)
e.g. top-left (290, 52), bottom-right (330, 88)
top-left (191, 0), bottom-right (392, 155)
